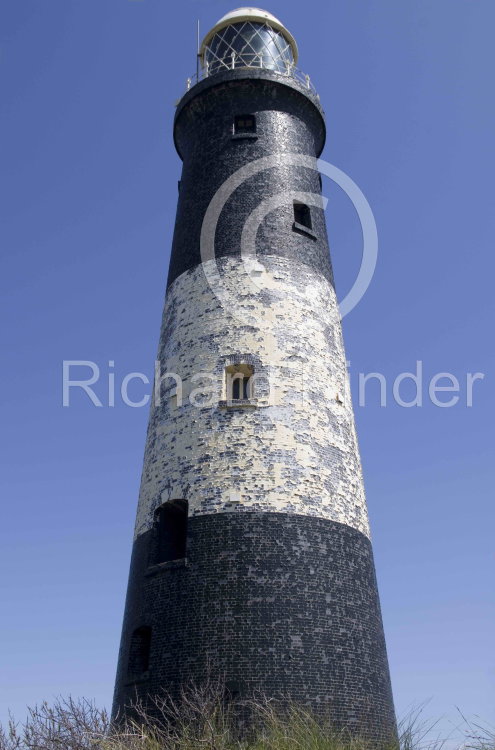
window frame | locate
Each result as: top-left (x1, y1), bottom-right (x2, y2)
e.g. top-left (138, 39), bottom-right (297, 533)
top-left (292, 201), bottom-right (318, 240)
top-left (293, 201), bottom-right (312, 230)
top-left (152, 499), bottom-right (188, 565)
top-left (232, 114), bottom-right (258, 141)
top-left (224, 363), bottom-right (255, 403)
top-left (233, 114), bottom-right (256, 134)
top-left (127, 626), bottom-right (152, 679)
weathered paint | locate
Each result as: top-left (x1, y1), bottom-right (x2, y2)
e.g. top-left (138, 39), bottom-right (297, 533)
top-left (113, 56), bottom-right (396, 746)
top-left (135, 255), bottom-right (369, 540)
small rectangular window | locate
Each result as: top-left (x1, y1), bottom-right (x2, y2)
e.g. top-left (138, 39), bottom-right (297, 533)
top-left (293, 202), bottom-right (312, 230)
top-left (154, 499), bottom-right (188, 563)
top-left (234, 114), bottom-right (256, 134)
top-left (128, 626), bottom-right (151, 677)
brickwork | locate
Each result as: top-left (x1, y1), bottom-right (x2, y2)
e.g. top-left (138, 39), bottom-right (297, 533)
top-left (113, 513), bottom-right (396, 745)
top-left (134, 255), bottom-right (369, 540)
top-left (113, 62), bottom-right (397, 746)
top-left (169, 71), bottom-right (330, 288)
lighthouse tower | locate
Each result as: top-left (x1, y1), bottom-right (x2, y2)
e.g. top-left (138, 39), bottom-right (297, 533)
top-left (113, 8), bottom-right (396, 744)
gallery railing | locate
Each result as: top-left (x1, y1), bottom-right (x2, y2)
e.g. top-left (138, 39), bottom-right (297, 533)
top-left (180, 58), bottom-right (319, 99)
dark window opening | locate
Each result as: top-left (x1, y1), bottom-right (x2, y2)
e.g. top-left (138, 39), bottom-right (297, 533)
top-left (226, 364), bottom-right (254, 400)
top-left (154, 499), bottom-right (188, 563)
top-left (128, 626), bottom-right (151, 677)
top-left (232, 375), bottom-right (250, 400)
top-left (293, 202), bottom-right (312, 229)
top-left (234, 114), bottom-right (256, 134)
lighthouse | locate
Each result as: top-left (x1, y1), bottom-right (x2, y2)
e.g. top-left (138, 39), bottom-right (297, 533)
top-left (113, 8), bottom-right (396, 744)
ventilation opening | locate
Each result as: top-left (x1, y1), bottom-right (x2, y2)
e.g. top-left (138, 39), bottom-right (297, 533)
top-left (234, 114), bottom-right (256, 134)
top-left (128, 626), bottom-right (151, 677)
top-left (226, 364), bottom-right (254, 400)
top-left (293, 201), bottom-right (312, 230)
top-left (154, 499), bottom-right (188, 563)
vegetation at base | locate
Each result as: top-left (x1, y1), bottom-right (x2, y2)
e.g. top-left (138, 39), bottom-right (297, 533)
top-left (0, 683), bottom-right (493, 750)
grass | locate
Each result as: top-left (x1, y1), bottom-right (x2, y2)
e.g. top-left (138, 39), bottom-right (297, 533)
top-left (0, 685), bottom-right (493, 750)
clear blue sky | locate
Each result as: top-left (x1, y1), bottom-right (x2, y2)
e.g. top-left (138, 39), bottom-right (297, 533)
top-left (1, 1), bottom-right (493, 745)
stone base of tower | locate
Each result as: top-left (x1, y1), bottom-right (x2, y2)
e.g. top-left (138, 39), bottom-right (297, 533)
top-left (113, 512), bottom-right (396, 745)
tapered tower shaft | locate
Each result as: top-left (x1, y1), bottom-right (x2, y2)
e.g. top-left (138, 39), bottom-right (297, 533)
top-left (113, 8), bottom-right (396, 745)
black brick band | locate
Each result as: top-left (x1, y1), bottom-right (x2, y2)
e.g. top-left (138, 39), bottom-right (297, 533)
top-left (113, 512), bottom-right (396, 745)
top-left (168, 72), bottom-right (333, 289)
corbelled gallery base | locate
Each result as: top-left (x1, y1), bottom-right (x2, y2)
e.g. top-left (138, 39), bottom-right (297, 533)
top-left (113, 8), bottom-right (397, 745)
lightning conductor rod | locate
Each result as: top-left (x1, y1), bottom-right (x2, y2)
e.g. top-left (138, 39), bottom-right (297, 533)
top-left (196, 19), bottom-right (200, 79)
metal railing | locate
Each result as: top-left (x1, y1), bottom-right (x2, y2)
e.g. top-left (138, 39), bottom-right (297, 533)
top-left (181, 59), bottom-right (319, 99)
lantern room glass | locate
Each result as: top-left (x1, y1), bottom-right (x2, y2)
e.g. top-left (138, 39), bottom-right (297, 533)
top-left (203, 21), bottom-right (295, 75)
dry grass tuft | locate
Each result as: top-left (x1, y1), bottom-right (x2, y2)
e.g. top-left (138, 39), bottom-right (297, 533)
top-left (1, 684), bottom-right (493, 750)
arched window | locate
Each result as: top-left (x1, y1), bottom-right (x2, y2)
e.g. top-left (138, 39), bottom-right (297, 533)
top-left (128, 626), bottom-right (151, 677)
top-left (293, 201), bottom-right (312, 230)
top-left (154, 499), bottom-right (188, 563)
top-left (225, 364), bottom-right (254, 400)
